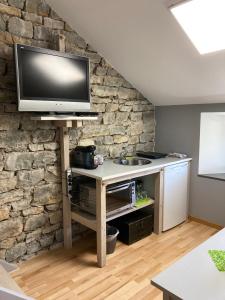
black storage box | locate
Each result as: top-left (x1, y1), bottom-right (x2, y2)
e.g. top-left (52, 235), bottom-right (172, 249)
top-left (109, 209), bottom-right (154, 245)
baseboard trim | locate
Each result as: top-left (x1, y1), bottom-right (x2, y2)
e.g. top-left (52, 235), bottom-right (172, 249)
top-left (0, 259), bottom-right (17, 273)
top-left (189, 216), bottom-right (224, 230)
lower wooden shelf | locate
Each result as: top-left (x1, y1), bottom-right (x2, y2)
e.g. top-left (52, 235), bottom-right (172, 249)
top-left (71, 209), bottom-right (97, 232)
top-left (71, 200), bottom-right (154, 230)
top-left (106, 200), bottom-right (154, 221)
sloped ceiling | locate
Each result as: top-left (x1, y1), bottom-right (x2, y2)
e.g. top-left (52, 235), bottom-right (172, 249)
top-left (47, 0), bottom-right (225, 106)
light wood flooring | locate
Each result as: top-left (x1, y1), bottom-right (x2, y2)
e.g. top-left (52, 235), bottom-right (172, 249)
top-left (12, 221), bottom-right (217, 300)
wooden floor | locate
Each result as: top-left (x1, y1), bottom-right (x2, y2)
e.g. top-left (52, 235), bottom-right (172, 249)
top-left (12, 221), bottom-right (217, 300)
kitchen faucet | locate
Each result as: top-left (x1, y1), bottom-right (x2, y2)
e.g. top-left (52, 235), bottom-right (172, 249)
top-left (120, 149), bottom-right (128, 161)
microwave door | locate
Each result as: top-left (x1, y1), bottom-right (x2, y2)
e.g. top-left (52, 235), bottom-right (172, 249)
top-left (106, 182), bottom-right (134, 216)
top-left (107, 185), bottom-right (130, 194)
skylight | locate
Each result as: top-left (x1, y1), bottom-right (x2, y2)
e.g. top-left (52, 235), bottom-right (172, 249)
top-left (171, 0), bottom-right (225, 54)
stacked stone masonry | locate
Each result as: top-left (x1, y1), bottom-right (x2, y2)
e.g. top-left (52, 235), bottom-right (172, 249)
top-left (0, 0), bottom-right (155, 262)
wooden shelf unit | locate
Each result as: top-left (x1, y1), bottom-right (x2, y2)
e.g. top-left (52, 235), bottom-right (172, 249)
top-left (29, 34), bottom-right (99, 250)
top-left (70, 166), bottom-right (161, 269)
top-left (31, 114), bottom-right (99, 248)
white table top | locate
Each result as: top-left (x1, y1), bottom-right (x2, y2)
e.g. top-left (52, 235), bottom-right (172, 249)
top-left (152, 228), bottom-right (225, 300)
top-left (71, 157), bottom-right (191, 182)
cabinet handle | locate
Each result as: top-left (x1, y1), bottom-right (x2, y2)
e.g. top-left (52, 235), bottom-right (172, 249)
top-left (107, 185), bottom-right (130, 194)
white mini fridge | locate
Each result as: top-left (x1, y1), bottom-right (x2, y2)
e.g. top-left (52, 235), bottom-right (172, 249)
top-left (163, 162), bottom-right (189, 231)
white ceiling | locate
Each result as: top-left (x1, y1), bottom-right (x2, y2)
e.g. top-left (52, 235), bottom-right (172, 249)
top-left (47, 0), bottom-right (225, 106)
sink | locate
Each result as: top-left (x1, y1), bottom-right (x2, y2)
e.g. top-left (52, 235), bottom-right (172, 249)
top-left (113, 156), bottom-right (152, 166)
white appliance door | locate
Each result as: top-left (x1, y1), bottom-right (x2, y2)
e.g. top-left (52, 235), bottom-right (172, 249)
top-left (163, 163), bottom-right (189, 231)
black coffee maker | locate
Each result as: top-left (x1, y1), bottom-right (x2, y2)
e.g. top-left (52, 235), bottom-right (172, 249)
top-left (70, 145), bottom-right (97, 169)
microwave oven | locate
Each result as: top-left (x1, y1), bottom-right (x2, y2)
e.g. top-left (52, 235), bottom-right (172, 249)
top-left (68, 175), bottom-right (136, 217)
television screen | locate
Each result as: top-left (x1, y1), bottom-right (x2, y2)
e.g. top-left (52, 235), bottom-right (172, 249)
top-left (15, 44), bottom-right (90, 112)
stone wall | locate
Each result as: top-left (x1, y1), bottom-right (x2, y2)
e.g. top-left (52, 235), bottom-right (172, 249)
top-left (0, 0), bottom-right (155, 262)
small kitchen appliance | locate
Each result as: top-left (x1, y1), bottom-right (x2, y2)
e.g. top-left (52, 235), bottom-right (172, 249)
top-left (70, 145), bottom-right (97, 169)
top-left (67, 174), bottom-right (136, 217)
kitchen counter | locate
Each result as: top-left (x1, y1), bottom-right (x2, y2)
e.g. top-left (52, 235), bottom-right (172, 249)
top-left (72, 157), bottom-right (192, 183)
top-left (71, 156), bottom-right (192, 268)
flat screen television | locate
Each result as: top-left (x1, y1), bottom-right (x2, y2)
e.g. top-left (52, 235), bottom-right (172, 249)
top-left (14, 44), bottom-right (90, 112)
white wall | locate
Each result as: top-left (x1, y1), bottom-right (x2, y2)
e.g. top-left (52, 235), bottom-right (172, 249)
top-left (199, 113), bottom-right (225, 174)
top-left (156, 104), bottom-right (225, 226)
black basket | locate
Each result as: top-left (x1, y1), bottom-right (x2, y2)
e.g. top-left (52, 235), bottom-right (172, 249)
top-left (109, 210), bottom-right (154, 245)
